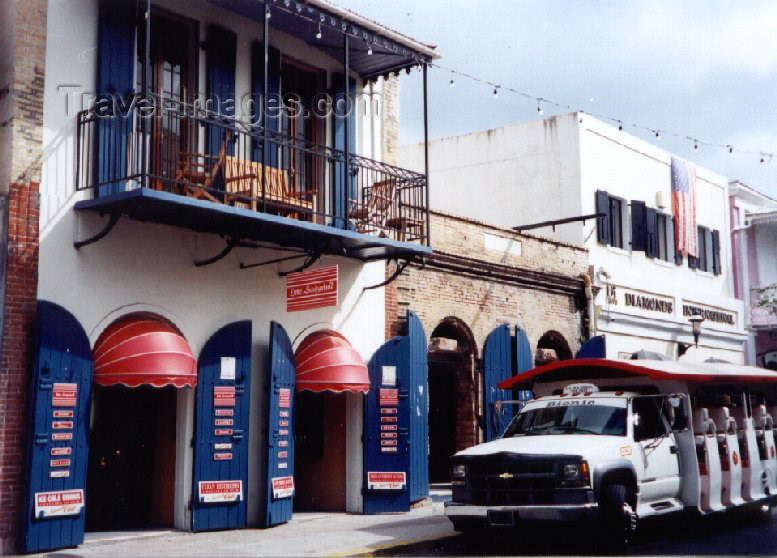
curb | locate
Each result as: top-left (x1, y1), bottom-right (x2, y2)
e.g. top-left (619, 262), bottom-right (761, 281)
top-left (329, 531), bottom-right (461, 557)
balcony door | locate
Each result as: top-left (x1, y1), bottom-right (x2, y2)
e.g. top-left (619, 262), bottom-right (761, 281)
top-left (137, 11), bottom-right (198, 191)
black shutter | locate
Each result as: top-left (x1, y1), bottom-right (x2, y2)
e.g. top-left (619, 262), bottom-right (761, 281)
top-left (672, 217), bottom-right (683, 265)
top-left (206, 25), bottom-right (237, 157)
top-left (630, 201), bottom-right (647, 252)
top-left (712, 229), bottom-right (721, 275)
top-left (596, 190), bottom-right (611, 245)
top-left (646, 208), bottom-right (658, 258)
top-left (251, 41), bottom-right (282, 166)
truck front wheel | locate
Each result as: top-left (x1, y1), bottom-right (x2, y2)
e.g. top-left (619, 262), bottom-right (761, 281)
top-left (599, 483), bottom-right (636, 552)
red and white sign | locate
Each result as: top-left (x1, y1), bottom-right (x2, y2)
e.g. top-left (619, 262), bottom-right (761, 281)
top-left (214, 419), bottom-right (233, 426)
top-left (214, 386), bottom-right (236, 407)
top-left (215, 409), bottom-right (234, 417)
top-left (278, 388), bottom-right (291, 409)
top-left (271, 476), bottom-right (295, 498)
top-left (278, 451), bottom-right (288, 459)
top-left (279, 411), bottom-right (289, 418)
top-left (214, 453), bottom-right (233, 461)
top-left (279, 420), bottom-right (289, 427)
top-left (380, 417), bottom-right (397, 423)
top-left (34, 489), bottom-right (84, 518)
top-left (380, 440), bottom-right (397, 446)
top-left (286, 265), bottom-right (338, 312)
top-left (49, 471), bottom-right (70, 478)
top-left (379, 389), bottom-right (399, 407)
top-left (367, 472), bottom-right (406, 490)
top-left (214, 429), bottom-right (233, 436)
top-left (53, 410), bottom-right (73, 418)
top-left (198, 480), bottom-right (242, 503)
top-left (51, 447), bottom-right (72, 456)
top-left (52, 421), bottom-right (73, 430)
top-left (381, 432), bottom-right (397, 439)
top-left (381, 425), bottom-right (397, 431)
top-left (50, 459), bottom-right (71, 467)
top-left (278, 429), bottom-right (289, 436)
top-left (278, 440), bottom-right (289, 447)
top-left (214, 443), bottom-right (232, 450)
top-left (52, 433), bottom-right (72, 441)
top-left (380, 408), bottom-right (397, 415)
top-left (52, 383), bottom-right (77, 407)
top-left (278, 462), bottom-right (288, 469)
top-left (381, 447), bottom-right (397, 453)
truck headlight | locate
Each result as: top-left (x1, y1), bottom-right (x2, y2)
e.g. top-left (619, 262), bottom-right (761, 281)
top-left (560, 461), bottom-right (589, 488)
top-left (451, 463), bottom-right (467, 485)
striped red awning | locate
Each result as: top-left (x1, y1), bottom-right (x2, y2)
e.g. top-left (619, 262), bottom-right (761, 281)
top-left (294, 330), bottom-right (369, 393)
top-left (93, 317), bottom-right (197, 388)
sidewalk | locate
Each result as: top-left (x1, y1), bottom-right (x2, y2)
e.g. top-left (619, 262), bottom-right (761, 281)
top-left (38, 489), bottom-right (457, 557)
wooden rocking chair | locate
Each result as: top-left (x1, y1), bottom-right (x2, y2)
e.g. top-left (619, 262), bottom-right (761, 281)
top-left (174, 130), bottom-right (233, 203)
top-left (349, 179), bottom-right (397, 236)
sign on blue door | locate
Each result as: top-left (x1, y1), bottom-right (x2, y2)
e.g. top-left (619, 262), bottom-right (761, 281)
top-left (22, 301), bottom-right (93, 554)
top-left (192, 321), bottom-right (252, 531)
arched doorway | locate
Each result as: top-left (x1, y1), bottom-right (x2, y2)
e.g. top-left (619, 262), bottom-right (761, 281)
top-left (427, 318), bottom-right (477, 484)
top-left (86, 314), bottom-right (195, 531)
top-left (536, 330), bottom-right (573, 365)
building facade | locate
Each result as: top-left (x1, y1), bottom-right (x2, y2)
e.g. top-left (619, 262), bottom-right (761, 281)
top-left (400, 113), bottom-right (747, 363)
top-left (729, 181), bottom-right (777, 367)
top-left (385, 211), bottom-right (588, 483)
top-left (1, 0), bottom-right (438, 553)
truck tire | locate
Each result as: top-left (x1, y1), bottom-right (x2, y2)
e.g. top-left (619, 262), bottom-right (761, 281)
top-left (599, 483), bottom-right (635, 552)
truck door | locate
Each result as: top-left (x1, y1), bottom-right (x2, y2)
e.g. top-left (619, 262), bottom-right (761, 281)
top-left (632, 396), bottom-right (681, 504)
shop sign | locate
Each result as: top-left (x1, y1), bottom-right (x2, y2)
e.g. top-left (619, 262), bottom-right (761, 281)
top-left (34, 489), bottom-right (84, 518)
top-left (278, 388), bottom-right (291, 408)
top-left (53, 410), bottom-right (73, 418)
top-left (606, 285), bottom-right (675, 317)
top-left (379, 388), bottom-right (399, 406)
top-left (215, 409), bottom-right (234, 416)
top-left (51, 433), bottom-right (72, 441)
top-left (52, 383), bottom-right (77, 407)
top-left (51, 447), bottom-right (71, 456)
top-left (198, 480), bottom-right (243, 503)
top-left (286, 265), bottom-right (338, 312)
top-left (50, 459), bottom-right (71, 467)
top-left (213, 386), bottom-right (236, 407)
top-left (52, 421), bottom-right (73, 430)
top-left (682, 301), bottom-right (737, 328)
top-left (49, 471), bottom-right (70, 478)
top-left (213, 453), bottom-right (232, 461)
top-left (367, 472), bottom-right (406, 490)
top-left (271, 476), bottom-right (295, 498)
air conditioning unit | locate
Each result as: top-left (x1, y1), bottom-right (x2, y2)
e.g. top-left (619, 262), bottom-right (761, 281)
top-left (656, 191), bottom-right (666, 208)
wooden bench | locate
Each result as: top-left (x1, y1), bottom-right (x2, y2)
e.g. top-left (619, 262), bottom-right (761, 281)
top-left (224, 155), bottom-right (315, 217)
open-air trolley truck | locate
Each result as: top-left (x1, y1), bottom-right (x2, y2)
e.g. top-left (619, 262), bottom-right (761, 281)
top-left (445, 358), bottom-right (777, 547)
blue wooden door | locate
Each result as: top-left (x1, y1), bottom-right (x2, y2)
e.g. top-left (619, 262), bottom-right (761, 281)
top-left (483, 324), bottom-right (514, 442)
top-left (363, 311), bottom-right (428, 513)
top-left (514, 327), bottom-right (534, 404)
top-left (262, 321), bottom-right (296, 527)
top-left (22, 301), bottom-right (93, 554)
top-left (192, 321), bottom-right (252, 531)
top-left (577, 335), bottom-right (606, 358)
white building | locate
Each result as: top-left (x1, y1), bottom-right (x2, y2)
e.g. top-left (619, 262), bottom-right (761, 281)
top-left (400, 113), bottom-right (747, 363)
top-left (729, 181), bottom-right (777, 366)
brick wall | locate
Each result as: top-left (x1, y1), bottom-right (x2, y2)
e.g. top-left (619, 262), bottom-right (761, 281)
top-left (0, 0), bottom-right (47, 553)
top-left (380, 75), bottom-right (399, 166)
top-left (392, 210), bottom-right (588, 450)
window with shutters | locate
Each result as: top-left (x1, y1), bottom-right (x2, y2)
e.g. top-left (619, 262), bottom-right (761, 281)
top-left (688, 226), bottom-right (720, 274)
top-left (656, 213), bottom-right (676, 262)
top-left (596, 190), bottom-right (627, 249)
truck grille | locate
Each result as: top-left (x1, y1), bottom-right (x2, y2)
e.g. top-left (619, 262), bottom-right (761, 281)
top-left (463, 454), bottom-right (561, 506)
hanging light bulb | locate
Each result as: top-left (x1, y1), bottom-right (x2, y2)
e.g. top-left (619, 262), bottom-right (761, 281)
top-left (450, 71), bottom-right (455, 88)
top-left (728, 145), bottom-right (733, 154)
top-left (316, 23), bottom-right (322, 39)
top-left (579, 111), bottom-right (584, 123)
top-left (694, 142), bottom-right (698, 150)
top-left (761, 155), bottom-right (766, 163)
top-left (493, 86), bottom-right (499, 99)
top-left (536, 99), bottom-right (543, 115)
top-left (655, 130), bottom-right (661, 140)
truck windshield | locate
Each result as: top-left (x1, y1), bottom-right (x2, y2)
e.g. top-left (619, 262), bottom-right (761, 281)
top-left (504, 404), bottom-right (627, 437)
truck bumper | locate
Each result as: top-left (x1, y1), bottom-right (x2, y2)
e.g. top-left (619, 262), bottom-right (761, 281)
top-left (444, 501), bottom-right (599, 525)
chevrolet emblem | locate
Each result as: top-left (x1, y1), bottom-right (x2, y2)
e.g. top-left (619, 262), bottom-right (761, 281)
top-left (498, 472), bottom-right (513, 479)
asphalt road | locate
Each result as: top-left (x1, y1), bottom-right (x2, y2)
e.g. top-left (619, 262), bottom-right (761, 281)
top-left (388, 508), bottom-right (777, 556)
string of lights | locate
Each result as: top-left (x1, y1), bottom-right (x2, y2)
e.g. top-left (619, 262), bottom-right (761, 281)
top-left (267, 0), bottom-right (774, 166)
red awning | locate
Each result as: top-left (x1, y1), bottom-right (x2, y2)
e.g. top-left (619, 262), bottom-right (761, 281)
top-left (93, 317), bottom-right (197, 388)
top-left (294, 330), bottom-right (369, 393)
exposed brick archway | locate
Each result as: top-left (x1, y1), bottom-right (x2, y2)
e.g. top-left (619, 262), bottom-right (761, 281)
top-left (536, 330), bottom-right (574, 364)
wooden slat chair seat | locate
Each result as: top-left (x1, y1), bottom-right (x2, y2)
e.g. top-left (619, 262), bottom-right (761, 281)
top-left (173, 130), bottom-right (233, 204)
top-left (349, 179), bottom-right (397, 236)
top-left (223, 156), bottom-right (315, 215)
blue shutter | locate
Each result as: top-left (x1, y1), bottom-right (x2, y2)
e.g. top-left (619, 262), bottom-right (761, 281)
top-left (206, 25), bottom-right (237, 164)
top-left (251, 42), bottom-right (281, 168)
top-left (576, 335), bottom-right (606, 358)
top-left (514, 327), bottom-right (533, 403)
top-left (483, 324), bottom-right (514, 442)
top-left (672, 217), bottom-right (684, 265)
top-left (595, 190), bottom-right (611, 245)
top-left (263, 322), bottom-right (296, 527)
top-left (363, 311), bottom-right (428, 513)
top-left (22, 301), bottom-right (93, 553)
top-left (630, 200), bottom-right (647, 252)
top-left (712, 230), bottom-right (721, 275)
top-left (333, 73), bottom-right (357, 229)
top-left (192, 321), bottom-right (252, 532)
top-left (96, 0), bottom-right (136, 196)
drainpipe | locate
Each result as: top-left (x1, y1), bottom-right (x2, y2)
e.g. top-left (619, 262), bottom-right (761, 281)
top-left (579, 272), bottom-right (594, 338)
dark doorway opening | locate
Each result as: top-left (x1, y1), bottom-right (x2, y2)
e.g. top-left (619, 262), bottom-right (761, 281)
top-left (293, 391), bottom-right (347, 511)
top-left (428, 361), bottom-right (457, 483)
top-left (86, 385), bottom-right (177, 531)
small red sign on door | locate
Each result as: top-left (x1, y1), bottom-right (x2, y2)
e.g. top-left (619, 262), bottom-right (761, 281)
top-left (214, 453), bottom-right (233, 461)
top-left (52, 421), bottom-right (73, 430)
top-left (286, 265), bottom-right (338, 312)
top-left (214, 386), bottom-right (236, 407)
top-left (367, 472), bottom-right (406, 490)
top-left (53, 410), bottom-right (73, 418)
top-left (214, 409), bottom-right (234, 417)
top-left (52, 383), bottom-right (77, 407)
top-left (50, 459), bottom-right (71, 467)
top-left (52, 433), bottom-right (72, 441)
top-left (271, 476), bottom-right (295, 498)
top-left (51, 447), bottom-right (72, 456)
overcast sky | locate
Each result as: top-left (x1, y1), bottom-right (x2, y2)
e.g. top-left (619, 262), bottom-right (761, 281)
top-left (336, 0), bottom-right (777, 198)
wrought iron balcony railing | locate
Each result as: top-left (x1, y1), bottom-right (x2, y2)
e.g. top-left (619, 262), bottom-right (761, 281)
top-left (76, 94), bottom-right (428, 246)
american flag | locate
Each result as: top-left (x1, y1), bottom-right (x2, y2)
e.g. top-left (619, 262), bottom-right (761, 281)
top-left (671, 157), bottom-right (697, 257)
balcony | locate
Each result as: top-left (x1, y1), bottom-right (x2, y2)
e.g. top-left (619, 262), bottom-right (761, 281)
top-left (74, 94), bottom-right (430, 262)
top-left (750, 287), bottom-right (777, 328)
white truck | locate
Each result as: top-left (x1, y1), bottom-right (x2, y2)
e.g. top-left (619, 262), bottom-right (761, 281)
top-left (445, 358), bottom-right (777, 547)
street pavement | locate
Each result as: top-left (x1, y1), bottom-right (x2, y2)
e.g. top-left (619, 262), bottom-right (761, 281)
top-left (37, 489), bottom-right (456, 558)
